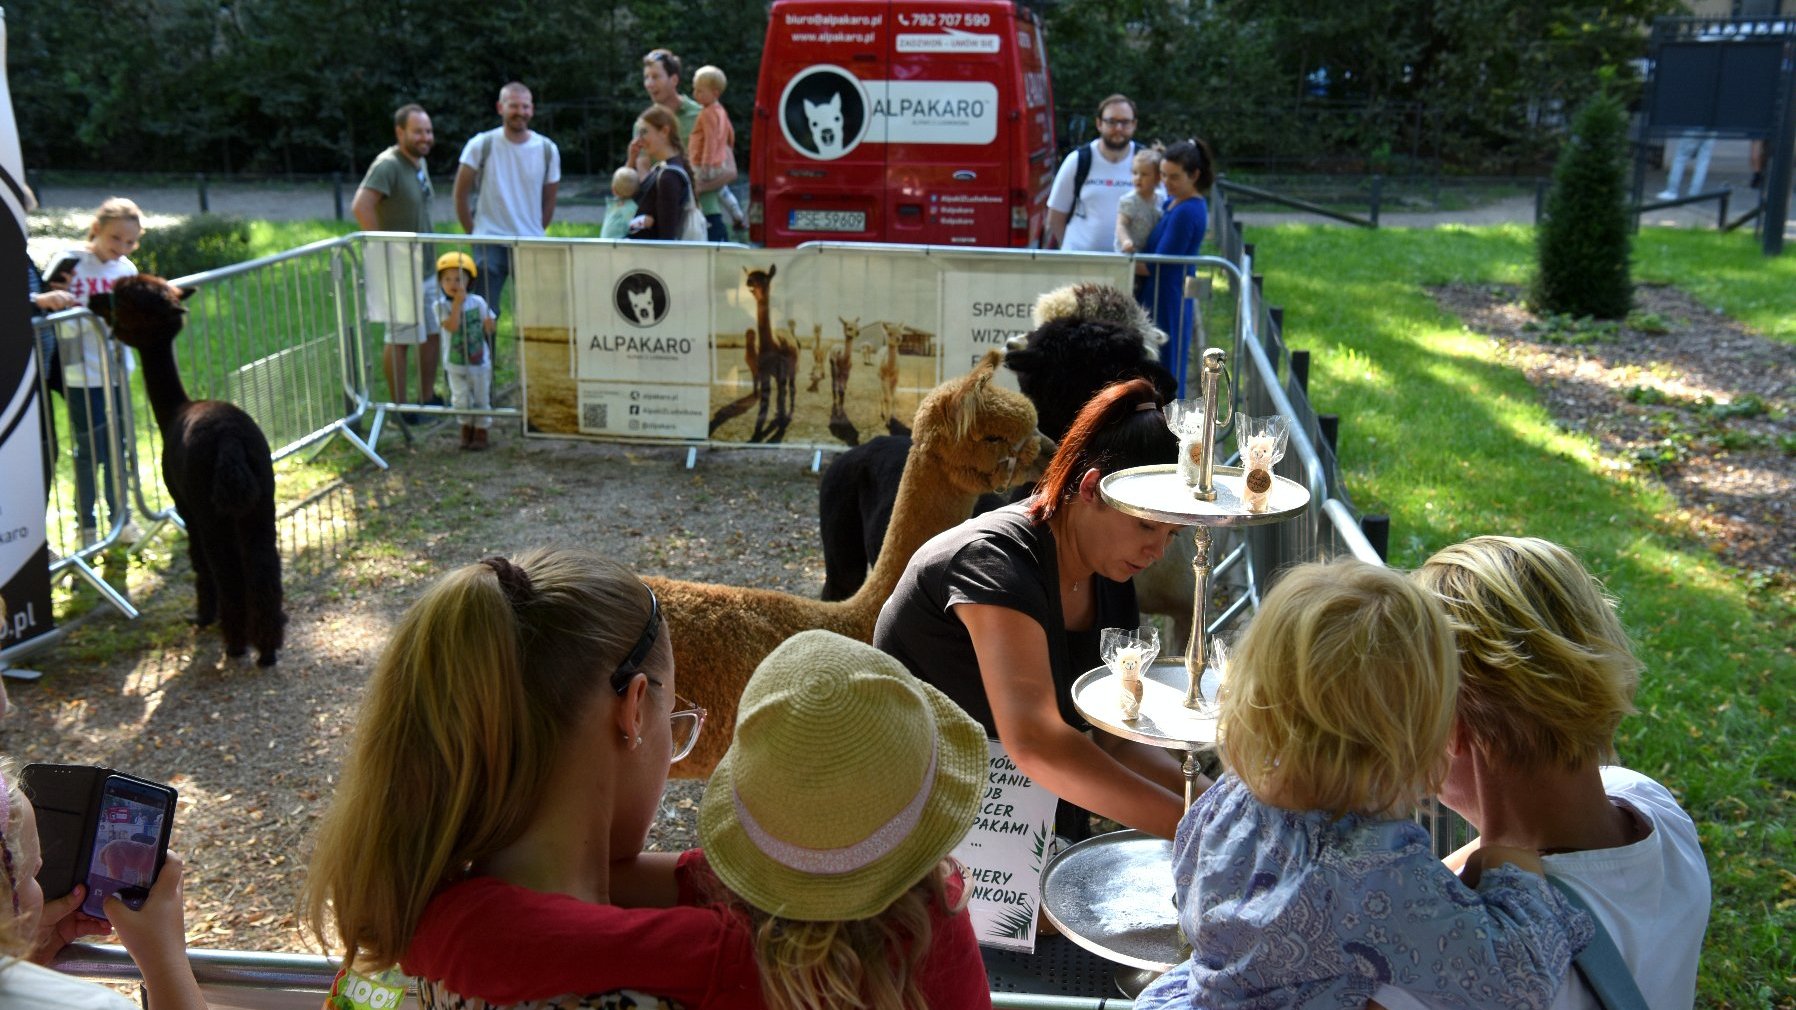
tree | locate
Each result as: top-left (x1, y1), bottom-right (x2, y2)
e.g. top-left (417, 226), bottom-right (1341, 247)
top-left (1532, 93), bottom-right (1632, 320)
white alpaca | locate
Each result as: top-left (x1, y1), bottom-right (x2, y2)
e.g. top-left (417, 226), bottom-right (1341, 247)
top-left (804, 92), bottom-right (845, 157)
top-left (627, 286), bottom-right (655, 326)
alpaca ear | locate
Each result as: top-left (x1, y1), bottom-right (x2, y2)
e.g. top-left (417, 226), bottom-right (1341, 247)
top-left (767, 264), bottom-right (777, 280)
top-left (177, 287), bottom-right (197, 301)
top-left (87, 292), bottom-right (115, 324)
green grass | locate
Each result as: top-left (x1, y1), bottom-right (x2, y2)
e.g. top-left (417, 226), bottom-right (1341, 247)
top-left (1250, 222), bottom-right (1794, 1008)
top-left (1635, 229), bottom-right (1796, 345)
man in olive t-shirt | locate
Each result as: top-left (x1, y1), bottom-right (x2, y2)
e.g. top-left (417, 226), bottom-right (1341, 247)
top-left (637, 48), bottom-right (730, 236)
top-left (353, 103), bottom-right (441, 415)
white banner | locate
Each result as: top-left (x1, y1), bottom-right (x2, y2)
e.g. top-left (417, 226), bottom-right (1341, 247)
top-left (520, 243), bottom-right (1137, 448)
top-left (951, 739), bottom-right (1060, 953)
top-left (0, 9), bottom-right (55, 651)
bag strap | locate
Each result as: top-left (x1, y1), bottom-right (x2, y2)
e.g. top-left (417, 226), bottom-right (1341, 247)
top-left (1547, 877), bottom-right (1650, 1010)
top-left (1068, 143), bottom-right (1093, 220)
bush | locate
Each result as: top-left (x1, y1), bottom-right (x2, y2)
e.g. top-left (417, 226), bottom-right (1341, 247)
top-left (135, 214), bottom-right (253, 280)
top-left (1532, 95), bottom-right (1632, 319)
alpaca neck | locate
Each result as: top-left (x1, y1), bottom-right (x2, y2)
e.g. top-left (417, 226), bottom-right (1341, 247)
top-left (847, 440), bottom-right (980, 610)
top-left (131, 339), bottom-right (192, 432)
top-left (754, 297), bottom-right (771, 342)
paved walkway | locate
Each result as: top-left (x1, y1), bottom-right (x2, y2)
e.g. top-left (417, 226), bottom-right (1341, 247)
top-left (30, 165), bottom-right (1794, 241)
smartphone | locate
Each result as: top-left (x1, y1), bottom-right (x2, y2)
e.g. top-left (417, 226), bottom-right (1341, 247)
top-left (43, 255), bottom-right (78, 287)
top-left (79, 775), bottom-right (177, 918)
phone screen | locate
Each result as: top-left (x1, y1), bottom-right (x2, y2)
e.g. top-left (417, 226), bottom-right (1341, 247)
top-left (80, 776), bottom-right (174, 919)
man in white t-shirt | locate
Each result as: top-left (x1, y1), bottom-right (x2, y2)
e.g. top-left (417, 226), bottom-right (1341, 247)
top-left (1372, 537), bottom-right (1710, 1010)
top-left (453, 81), bottom-right (561, 320)
top-left (1045, 94), bottom-right (1140, 252)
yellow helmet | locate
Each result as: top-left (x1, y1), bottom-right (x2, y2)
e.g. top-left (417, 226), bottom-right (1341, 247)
top-left (435, 251), bottom-right (477, 279)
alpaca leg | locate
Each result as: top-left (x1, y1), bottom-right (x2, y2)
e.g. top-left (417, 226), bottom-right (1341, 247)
top-left (751, 372), bottom-right (773, 442)
top-left (205, 533), bottom-right (252, 658)
top-left (186, 523), bottom-right (218, 627)
top-left (241, 511), bottom-right (285, 667)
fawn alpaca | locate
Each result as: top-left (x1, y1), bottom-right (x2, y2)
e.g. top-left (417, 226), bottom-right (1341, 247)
top-left (93, 276), bottom-right (286, 665)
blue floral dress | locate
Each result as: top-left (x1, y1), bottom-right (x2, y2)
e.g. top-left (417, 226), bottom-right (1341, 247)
top-left (1135, 775), bottom-right (1592, 1010)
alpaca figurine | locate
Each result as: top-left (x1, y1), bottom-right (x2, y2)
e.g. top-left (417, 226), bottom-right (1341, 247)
top-left (1116, 646), bottom-right (1144, 720)
top-left (1236, 414), bottom-right (1290, 513)
top-left (92, 276), bottom-right (286, 666)
top-left (1163, 397), bottom-right (1207, 488)
top-left (654, 350), bottom-right (1050, 777)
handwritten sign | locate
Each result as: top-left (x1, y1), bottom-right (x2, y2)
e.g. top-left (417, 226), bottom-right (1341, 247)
top-left (951, 738), bottom-right (1059, 953)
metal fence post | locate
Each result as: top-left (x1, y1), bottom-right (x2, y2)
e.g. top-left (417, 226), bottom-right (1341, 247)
top-left (1369, 173), bottom-right (1383, 227)
top-left (332, 172), bottom-right (345, 221)
top-left (196, 173), bottom-right (209, 214)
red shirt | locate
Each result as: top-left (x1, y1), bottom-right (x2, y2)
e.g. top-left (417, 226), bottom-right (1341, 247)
top-left (402, 850), bottom-right (992, 1010)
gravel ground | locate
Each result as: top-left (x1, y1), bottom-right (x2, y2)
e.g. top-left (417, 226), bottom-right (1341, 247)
top-left (2, 426), bottom-right (825, 955)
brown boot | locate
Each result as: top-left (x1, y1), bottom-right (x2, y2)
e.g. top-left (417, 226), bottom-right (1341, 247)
top-left (459, 424), bottom-right (474, 449)
top-left (470, 427), bottom-right (489, 451)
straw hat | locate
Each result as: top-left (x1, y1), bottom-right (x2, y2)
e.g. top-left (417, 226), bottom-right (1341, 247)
top-left (699, 629), bottom-right (985, 922)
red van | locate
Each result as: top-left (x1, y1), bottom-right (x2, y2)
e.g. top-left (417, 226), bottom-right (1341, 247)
top-left (749, 0), bottom-right (1056, 248)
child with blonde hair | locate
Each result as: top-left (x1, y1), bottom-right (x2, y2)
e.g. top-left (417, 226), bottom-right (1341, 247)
top-left (49, 197), bottom-right (144, 545)
top-left (1135, 558), bottom-right (1592, 1010)
top-left (0, 757), bottom-right (207, 1008)
top-left (687, 64), bottom-right (743, 239)
top-left (1114, 147), bottom-right (1163, 254)
top-left (601, 167), bottom-right (641, 239)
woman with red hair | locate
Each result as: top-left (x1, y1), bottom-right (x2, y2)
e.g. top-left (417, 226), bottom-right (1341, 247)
top-left (875, 378), bottom-right (1192, 840)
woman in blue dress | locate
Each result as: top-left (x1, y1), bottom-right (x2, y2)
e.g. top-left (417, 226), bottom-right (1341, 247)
top-left (1136, 138), bottom-right (1215, 394)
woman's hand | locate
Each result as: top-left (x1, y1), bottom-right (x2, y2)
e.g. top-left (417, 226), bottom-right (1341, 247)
top-left (28, 884), bottom-right (112, 965)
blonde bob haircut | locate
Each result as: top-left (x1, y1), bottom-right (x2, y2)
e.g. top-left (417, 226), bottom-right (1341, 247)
top-left (1416, 536), bottom-right (1639, 770)
top-left (0, 756), bottom-right (33, 959)
top-left (302, 548), bottom-right (661, 971)
top-left (1219, 559), bottom-right (1457, 818)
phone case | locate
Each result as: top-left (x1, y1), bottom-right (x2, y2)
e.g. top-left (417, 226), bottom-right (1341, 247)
top-left (19, 763), bottom-right (177, 903)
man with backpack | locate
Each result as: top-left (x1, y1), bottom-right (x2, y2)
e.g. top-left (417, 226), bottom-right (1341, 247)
top-left (453, 81), bottom-right (561, 320)
top-left (1045, 94), bottom-right (1141, 251)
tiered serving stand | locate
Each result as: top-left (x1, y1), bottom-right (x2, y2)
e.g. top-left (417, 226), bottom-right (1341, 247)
top-left (1037, 349), bottom-right (1310, 994)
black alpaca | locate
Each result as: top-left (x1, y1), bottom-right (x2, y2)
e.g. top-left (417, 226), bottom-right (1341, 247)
top-left (92, 276), bottom-right (286, 666)
top-left (816, 313), bottom-right (1173, 599)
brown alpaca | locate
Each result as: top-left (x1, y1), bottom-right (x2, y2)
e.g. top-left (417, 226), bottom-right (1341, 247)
top-left (877, 322), bottom-right (902, 423)
top-left (830, 316), bottom-right (859, 418)
top-left (806, 323), bottom-right (826, 392)
top-left (743, 266), bottom-right (799, 442)
top-left (654, 350), bottom-right (1049, 777)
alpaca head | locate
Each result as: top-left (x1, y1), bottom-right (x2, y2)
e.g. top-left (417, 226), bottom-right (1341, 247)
top-left (743, 265), bottom-right (776, 300)
top-left (1003, 316), bottom-right (1177, 442)
top-left (912, 350), bottom-right (1051, 495)
top-left (1030, 281), bottom-right (1167, 350)
top-left (88, 274), bottom-right (195, 350)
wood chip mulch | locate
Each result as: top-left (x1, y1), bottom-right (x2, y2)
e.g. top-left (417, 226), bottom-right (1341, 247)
top-left (1431, 282), bottom-right (1793, 583)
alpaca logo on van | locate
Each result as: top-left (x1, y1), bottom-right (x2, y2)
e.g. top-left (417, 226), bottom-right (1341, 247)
top-left (779, 65), bottom-right (870, 161)
top-left (612, 270), bottom-right (670, 327)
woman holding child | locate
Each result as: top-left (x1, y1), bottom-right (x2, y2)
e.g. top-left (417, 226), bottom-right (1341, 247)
top-left (305, 548), bottom-right (990, 1010)
top-left (875, 379), bottom-right (1191, 842)
top-left (625, 106), bottom-right (697, 242)
top-left (1135, 139), bottom-right (1215, 390)
top-left (1372, 537), bottom-right (1710, 1010)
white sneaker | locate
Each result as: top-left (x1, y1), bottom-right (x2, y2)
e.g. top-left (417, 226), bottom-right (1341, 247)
top-left (1655, 190), bottom-right (1679, 201)
top-left (117, 520), bottom-right (145, 545)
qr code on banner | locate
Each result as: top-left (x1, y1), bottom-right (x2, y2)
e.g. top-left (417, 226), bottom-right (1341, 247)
top-left (583, 402), bottom-right (608, 429)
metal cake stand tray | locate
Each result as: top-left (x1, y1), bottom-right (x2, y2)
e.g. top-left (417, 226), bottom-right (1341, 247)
top-left (1039, 829), bottom-right (1185, 973)
top-left (1072, 659), bottom-right (1221, 749)
top-left (1100, 464), bottom-right (1309, 527)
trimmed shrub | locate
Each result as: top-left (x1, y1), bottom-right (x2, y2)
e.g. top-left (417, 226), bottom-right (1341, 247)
top-left (1532, 95), bottom-right (1632, 319)
top-left (135, 214), bottom-right (252, 281)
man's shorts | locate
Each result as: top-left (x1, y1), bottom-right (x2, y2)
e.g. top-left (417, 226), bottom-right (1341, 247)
top-left (383, 278), bottom-right (441, 346)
